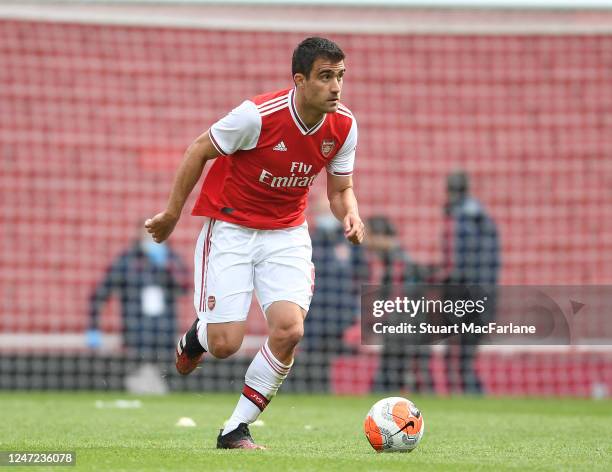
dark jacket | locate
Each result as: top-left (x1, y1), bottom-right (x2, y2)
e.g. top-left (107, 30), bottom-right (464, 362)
top-left (89, 241), bottom-right (189, 354)
top-left (304, 226), bottom-right (368, 352)
top-left (442, 196), bottom-right (500, 285)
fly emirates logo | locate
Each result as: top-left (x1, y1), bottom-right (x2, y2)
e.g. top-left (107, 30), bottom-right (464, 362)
top-left (258, 162), bottom-right (317, 188)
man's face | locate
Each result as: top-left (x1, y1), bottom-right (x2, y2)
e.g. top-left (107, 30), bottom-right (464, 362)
top-left (298, 57), bottom-right (345, 114)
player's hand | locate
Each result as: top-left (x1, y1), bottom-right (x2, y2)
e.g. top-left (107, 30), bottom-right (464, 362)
top-left (145, 211), bottom-right (179, 243)
top-left (343, 212), bottom-right (365, 245)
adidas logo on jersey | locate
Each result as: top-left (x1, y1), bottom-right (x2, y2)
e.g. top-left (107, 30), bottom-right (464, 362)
top-left (273, 141), bottom-right (288, 152)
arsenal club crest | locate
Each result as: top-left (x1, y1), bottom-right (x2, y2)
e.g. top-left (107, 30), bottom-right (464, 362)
top-left (321, 139), bottom-right (336, 157)
top-left (207, 295), bottom-right (216, 310)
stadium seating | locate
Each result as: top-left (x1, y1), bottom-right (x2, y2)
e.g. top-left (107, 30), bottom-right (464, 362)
top-left (2, 20), bottom-right (611, 395)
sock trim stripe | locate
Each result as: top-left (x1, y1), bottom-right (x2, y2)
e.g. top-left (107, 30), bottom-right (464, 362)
top-left (242, 385), bottom-right (269, 412)
top-left (263, 342), bottom-right (291, 371)
top-left (264, 341), bottom-right (292, 370)
top-left (262, 343), bottom-right (291, 373)
top-left (260, 347), bottom-right (289, 376)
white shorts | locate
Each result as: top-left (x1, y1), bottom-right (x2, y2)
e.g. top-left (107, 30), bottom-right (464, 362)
top-left (193, 218), bottom-right (314, 324)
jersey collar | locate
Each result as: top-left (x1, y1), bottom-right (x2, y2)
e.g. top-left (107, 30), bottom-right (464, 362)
top-left (289, 88), bottom-right (326, 136)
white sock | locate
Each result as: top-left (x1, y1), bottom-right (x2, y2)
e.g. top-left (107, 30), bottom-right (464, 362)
top-left (222, 339), bottom-right (292, 436)
top-left (196, 319), bottom-right (209, 353)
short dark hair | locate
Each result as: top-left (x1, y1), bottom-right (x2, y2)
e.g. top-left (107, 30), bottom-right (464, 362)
top-left (447, 170), bottom-right (469, 195)
top-left (292, 37), bottom-right (345, 78)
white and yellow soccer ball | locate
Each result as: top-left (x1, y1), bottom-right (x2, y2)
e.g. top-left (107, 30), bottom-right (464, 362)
top-left (364, 396), bottom-right (424, 453)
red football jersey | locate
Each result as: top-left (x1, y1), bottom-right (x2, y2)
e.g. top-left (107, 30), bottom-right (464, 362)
top-left (191, 88), bottom-right (357, 230)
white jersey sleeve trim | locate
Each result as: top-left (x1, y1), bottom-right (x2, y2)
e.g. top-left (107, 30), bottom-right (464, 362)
top-left (209, 100), bottom-right (261, 156)
top-left (327, 116), bottom-right (357, 176)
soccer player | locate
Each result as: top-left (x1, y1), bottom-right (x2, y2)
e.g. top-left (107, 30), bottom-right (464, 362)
top-left (145, 37), bottom-right (364, 449)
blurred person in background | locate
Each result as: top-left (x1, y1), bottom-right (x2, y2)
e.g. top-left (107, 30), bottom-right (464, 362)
top-left (430, 170), bottom-right (501, 394)
top-left (304, 194), bottom-right (368, 355)
top-left (87, 222), bottom-right (190, 392)
top-left (366, 215), bottom-right (434, 393)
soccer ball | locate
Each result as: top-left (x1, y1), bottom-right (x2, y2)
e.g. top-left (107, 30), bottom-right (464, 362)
top-left (364, 396), bottom-right (424, 453)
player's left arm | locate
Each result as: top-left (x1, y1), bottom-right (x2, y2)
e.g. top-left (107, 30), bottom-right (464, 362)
top-left (326, 115), bottom-right (362, 244)
top-left (327, 174), bottom-right (364, 245)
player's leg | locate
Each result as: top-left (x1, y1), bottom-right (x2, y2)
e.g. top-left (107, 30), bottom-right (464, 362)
top-left (221, 302), bottom-right (305, 429)
top-left (218, 222), bottom-right (313, 449)
top-left (217, 302), bottom-right (304, 450)
top-left (266, 301), bottom-right (305, 364)
top-left (176, 219), bottom-right (254, 374)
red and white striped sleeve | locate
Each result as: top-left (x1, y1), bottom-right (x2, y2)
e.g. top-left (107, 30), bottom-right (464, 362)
top-left (327, 117), bottom-right (358, 177)
top-left (208, 100), bottom-right (262, 156)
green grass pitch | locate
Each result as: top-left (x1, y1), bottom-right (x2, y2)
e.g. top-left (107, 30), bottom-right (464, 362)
top-left (1, 392), bottom-right (610, 471)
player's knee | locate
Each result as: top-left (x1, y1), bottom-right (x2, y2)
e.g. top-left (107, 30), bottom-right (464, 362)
top-left (209, 341), bottom-right (240, 359)
top-left (208, 337), bottom-right (241, 359)
top-left (206, 322), bottom-right (245, 359)
top-left (271, 323), bottom-right (304, 348)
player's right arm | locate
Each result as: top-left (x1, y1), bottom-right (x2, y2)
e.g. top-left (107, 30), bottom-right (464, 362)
top-left (145, 131), bottom-right (220, 243)
top-left (146, 100), bottom-right (261, 242)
